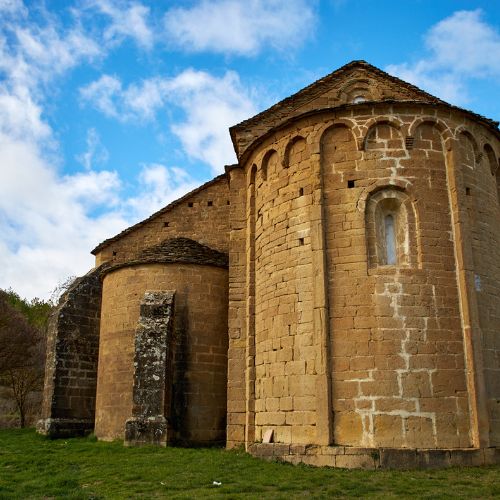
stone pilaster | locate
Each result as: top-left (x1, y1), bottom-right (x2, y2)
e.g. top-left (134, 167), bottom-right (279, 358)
top-left (125, 291), bottom-right (175, 447)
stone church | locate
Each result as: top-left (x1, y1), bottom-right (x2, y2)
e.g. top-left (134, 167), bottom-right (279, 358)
top-left (38, 61), bottom-right (500, 468)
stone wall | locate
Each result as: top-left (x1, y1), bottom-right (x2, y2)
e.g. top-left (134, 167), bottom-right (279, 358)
top-left (457, 131), bottom-right (500, 446)
top-left (323, 118), bottom-right (469, 449)
top-left (95, 263), bottom-right (228, 445)
top-left (93, 176), bottom-right (230, 265)
top-left (38, 268), bottom-right (102, 437)
top-left (227, 101), bottom-right (500, 452)
top-left (125, 291), bottom-right (176, 447)
top-left (251, 138), bottom-right (319, 445)
top-left (225, 167), bottom-right (247, 448)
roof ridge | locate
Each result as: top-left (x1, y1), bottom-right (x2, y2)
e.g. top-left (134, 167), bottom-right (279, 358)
top-left (230, 60), bottom-right (444, 134)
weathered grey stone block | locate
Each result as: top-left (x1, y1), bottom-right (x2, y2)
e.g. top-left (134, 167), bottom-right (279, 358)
top-left (38, 267), bottom-right (104, 437)
top-left (124, 291), bottom-right (175, 447)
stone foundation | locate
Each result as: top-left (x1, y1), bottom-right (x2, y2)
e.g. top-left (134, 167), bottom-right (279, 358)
top-left (249, 443), bottom-right (500, 469)
top-left (36, 418), bottom-right (94, 438)
top-left (125, 417), bottom-right (169, 447)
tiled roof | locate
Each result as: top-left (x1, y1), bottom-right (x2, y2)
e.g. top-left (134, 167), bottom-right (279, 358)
top-left (229, 60), bottom-right (499, 158)
top-left (101, 237), bottom-right (228, 275)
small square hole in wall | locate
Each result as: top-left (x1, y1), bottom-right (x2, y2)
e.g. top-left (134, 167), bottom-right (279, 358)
top-left (112, 251), bottom-right (117, 257)
top-left (348, 180), bottom-right (356, 188)
top-left (163, 221), bottom-right (169, 227)
top-left (207, 200), bottom-right (213, 206)
top-left (466, 187), bottom-right (471, 196)
top-left (188, 202), bottom-right (194, 207)
top-left (299, 237), bottom-right (304, 246)
top-left (227, 200), bottom-right (230, 205)
top-left (299, 187), bottom-right (304, 196)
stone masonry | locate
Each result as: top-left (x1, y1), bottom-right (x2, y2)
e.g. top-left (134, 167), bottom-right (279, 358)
top-left (125, 291), bottom-right (176, 447)
top-left (38, 267), bottom-right (104, 437)
top-left (40, 61), bottom-right (500, 468)
top-left (94, 238), bottom-right (229, 444)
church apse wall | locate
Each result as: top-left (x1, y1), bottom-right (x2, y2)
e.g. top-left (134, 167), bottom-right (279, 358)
top-left (323, 115), bottom-right (470, 449)
top-left (95, 246), bottom-right (229, 445)
top-left (228, 97), bottom-right (500, 466)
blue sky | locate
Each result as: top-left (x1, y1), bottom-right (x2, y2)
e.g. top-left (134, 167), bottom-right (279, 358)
top-left (1, 0), bottom-right (499, 299)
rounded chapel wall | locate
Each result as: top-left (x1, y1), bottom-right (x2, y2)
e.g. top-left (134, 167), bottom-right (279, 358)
top-left (248, 132), bottom-right (318, 445)
top-left (457, 130), bottom-right (500, 446)
top-left (243, 103), bottom-right (500, 449)
top-left (95, 263), bottom-right (228, 443)
top-left (322, 116), bottom-right (472, 449)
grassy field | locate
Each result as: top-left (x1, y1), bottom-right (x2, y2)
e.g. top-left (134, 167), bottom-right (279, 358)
top-left (0, 429), bottom-right (499, 499)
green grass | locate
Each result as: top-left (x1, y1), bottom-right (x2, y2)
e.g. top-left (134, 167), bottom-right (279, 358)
top-left (0, 429), bottom-right (499, 499)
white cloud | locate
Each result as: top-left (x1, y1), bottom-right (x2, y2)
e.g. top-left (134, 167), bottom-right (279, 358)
top-left (15, 26), bottom-right (101, 79)
top-left (127, 164), bottom-right (199, 219)
top-left (386, 63), bottom-right (466, 104)
top-left (63, 169), bottom-right (119, 206)
top-left (425, 10), bottom-right (500, 76)
top-left (80, 74), bottom-right (170, 121)
top-left (0, 21), bottom-right (101, 97)
top-left (122, 78), bottom-right (169, 120)
top-left (79, 74), bottom-right (123, 118)
top-left (0, 87), bottom-right (51, 141)
top-left (163, 0), bottom-right (317, 56)
top-left (0, 0), bottom-right (26, 15)
top-left (167, 70), bottom-right (256, 172)
top-left (387, 9), bottom-right (500, 105)
top-left (77, 127), bottom-right (110, 170)
top-left (0, 133), bottom-right (126, 300)
top-left (0, 131), bottom-right (197, 300)
top-left (0, 3), bottom-right (196, 300)
top-left (83, 0), bottom-right (154, 49)
top-left (0, 6), bottom-right (101, 140)
top-left (80, 69), bottom-right (257, 173)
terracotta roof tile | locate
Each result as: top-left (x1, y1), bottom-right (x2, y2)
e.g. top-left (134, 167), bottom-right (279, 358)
top-left (101, 237), bottom-right (228, 276)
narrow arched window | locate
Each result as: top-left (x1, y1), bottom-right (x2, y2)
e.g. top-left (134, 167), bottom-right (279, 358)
top-left (375, 201), bottom-right (403, 266)
top-left (384, 214), bottom-right (396, 265)
top-left (366, 188), bottom-right (418, 270)
top-left (352, 95), bottom-right (366, 104)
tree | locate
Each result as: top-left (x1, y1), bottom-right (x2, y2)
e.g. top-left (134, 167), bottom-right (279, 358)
top-left (3, 288), bottom-right (52, 332)
top-left (0, 290), bottom-right (51, 427)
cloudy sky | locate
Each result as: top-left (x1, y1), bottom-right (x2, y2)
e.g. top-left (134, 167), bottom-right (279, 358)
top-left (1, 0), bottom-right (499, 300)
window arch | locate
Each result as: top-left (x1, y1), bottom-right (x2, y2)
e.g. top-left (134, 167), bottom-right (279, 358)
top-left (457, 130), bottom-right (478, 170)
top-left (352, 95), bottom-right (367, 104)
top-left (413, 121), bottom-right (444, 153)
top-left (320, 124), bottom-right (356, 166)
top-left (365, 188), bottom-right (418, 269)
top-left (484, 144), bottom-right (500, 204)
top-left (261, 149), bottom-right (278, 181)
top-left (364, 121), bottom-right (405, 153)
top-left (283, 136), bottom-right (306, 169)
top-left (339, 78), bottom-right (374, 103)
